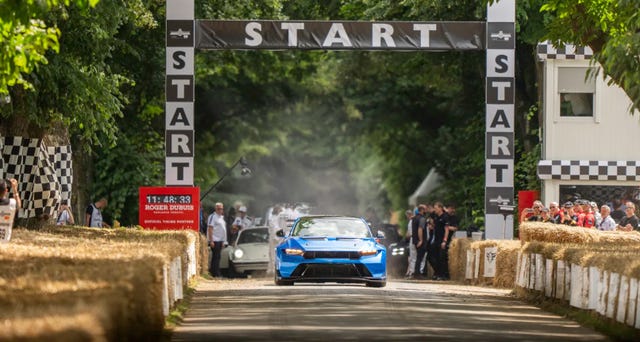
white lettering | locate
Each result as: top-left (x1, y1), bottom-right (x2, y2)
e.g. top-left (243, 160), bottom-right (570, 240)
top-left (491, 81), bottom-right (511, 101)
top-left (413, 24), bottom-right (437, 47)
top-left (171, 79), bottom-right (191, 99)
top-left (323, 23), bottom-right (352, 47)
top-left (145, 204), bottom-right (169, 211)
top-left (491, 136), bottom-right (510, 156)
top-left (245, 22), bottom-right (263, 46)
top-left (170, 204), bottom-right (195, 211)
top-left (281, 22), bottom-right (305, 47)
top-left (372, 23), bottom-right (395, 47)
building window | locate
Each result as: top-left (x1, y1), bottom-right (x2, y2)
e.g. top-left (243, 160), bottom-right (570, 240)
top-left (558, 67), bottom-right (596, 117)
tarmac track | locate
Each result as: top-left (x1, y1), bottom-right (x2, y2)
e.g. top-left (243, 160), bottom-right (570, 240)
top-left (171, 278), bottom-right (609, 342)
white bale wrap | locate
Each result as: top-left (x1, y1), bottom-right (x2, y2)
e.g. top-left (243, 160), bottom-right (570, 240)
top-left (597, 271), bottom-right (610, 316)
top-left (606, 272), bottom-right (620, 319)
top-left (555, 260), bottom-right (565, 300)
top-left (617, 275), bottom-right (629, 324)
top-left (162, 264), bottom-right (170, 317)
top-left (570, 264), bottom-right (583, 308)
top-left (465, 249), bottom-right (474, 280)
top-left (529, 254), bottom-right (536, 289)
top-left (588, 267), bottom-right (600, 310)
top-left (187, 238), bottom-right (197, 280)
top-left (564, 263), bottom-right (572, 301)
top-left (628, 278), bottom-right (638, 327)
top-left (545, 259), bottom-right (554, 297)
top-left (534, 254), bottom-right (544, 292)
top-left (483, 246), bottom-right (497, 278)
top-left (474, 249), bottom-right (480, 280)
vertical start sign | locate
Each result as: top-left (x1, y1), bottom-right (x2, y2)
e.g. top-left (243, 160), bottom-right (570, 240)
top-left (166, 0), bottom-right (195, 185)
top-left (485, 0), bottom-right (515, 239)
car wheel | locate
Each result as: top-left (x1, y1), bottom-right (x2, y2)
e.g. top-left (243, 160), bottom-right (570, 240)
top-left (274, 269), bottom-right (294, 286)
top-left (366, 281), bottom-right (386, 288)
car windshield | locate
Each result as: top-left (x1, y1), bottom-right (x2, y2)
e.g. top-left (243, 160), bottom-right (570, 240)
top-left (237, 228), bottom-right (269, 244)
top-left (291, 217), bottom-right (371, 238)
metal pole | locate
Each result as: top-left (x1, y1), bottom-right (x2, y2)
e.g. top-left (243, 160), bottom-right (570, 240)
top-left (199, 157), bottom-right (242, 201)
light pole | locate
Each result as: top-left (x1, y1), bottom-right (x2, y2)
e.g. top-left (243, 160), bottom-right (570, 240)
top-left (200, 156), bottom-right (251, 202)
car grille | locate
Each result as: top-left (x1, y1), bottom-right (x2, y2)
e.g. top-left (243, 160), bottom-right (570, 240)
top-left (291, 263), bottom-right (372, 278)
top-left (303, 251), bottom-right (360, 259)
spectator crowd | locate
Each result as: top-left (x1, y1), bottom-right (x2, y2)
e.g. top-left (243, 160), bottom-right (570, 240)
top-left (403, 202), bottom-right (459, 281)
top-left (519, 199), bottom-right (639, 232)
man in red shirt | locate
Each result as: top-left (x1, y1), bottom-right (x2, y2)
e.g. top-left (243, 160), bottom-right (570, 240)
top-left (577, 200), bottom-right (595, 228)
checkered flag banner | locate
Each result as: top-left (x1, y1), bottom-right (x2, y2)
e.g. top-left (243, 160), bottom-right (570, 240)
top-left (537, 40), bottom-right (594, 61)
top-left (538, 160), bottom-right (640, 181)
top-left (1, 136), bottom-right (73, 219)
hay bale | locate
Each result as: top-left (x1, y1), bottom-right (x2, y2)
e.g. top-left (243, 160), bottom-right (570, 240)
top-left (0, 310), bottom-right (107, 342)
top-left (0, 228), bottom-right (188, 341)
top-left (519, 221), bottom-right (640, 244)
top-left (493, 241), bottom-right (521, 288)
top-left (448, 238), bottom-right (471, 282)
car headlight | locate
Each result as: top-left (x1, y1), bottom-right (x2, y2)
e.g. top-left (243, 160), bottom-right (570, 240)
top-left (233, 248), bottom-right (244, 259)
top-left (284, 248), bottom-right (304, 255)
top-left (391, 247), bottom-right (405, 256)
top-left (359, 249), bottom-right (377, 256)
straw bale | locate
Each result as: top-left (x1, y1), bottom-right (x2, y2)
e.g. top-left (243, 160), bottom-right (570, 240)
top-left (519, 221), bottom-right (640, 244)
top-left (0, 228), bottom-right (190, 341)
top-left (520, 241), bottom-right (640, 279)
top-left (448, 238), bottom-right (472, 282)
top-left (493, 241), bottom-right (521, 288)
top-left (0, 309), bottom-right (107, 342)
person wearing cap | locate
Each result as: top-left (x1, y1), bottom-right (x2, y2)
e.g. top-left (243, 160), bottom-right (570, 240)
top-left (577, 200), bottom-right (595, 228)
top-left (616, 201), bottom-right (639, 232)
top-left (539, 207), bottom-right (551, 222)
top-left (231, 205), bottom-right (253, 241)
top-left (561, 202), bottom-right (578, 226)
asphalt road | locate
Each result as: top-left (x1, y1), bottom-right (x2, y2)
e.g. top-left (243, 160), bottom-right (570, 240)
top-left (171, 278), bottom-right (609, 342)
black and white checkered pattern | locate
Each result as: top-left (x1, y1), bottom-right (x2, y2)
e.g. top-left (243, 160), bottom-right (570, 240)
top-left (538, 160), bottom-right (640, 181)
top-left (47, 145), bottom-right (73, 203)
top-left (1, 136), bottom-right (72, 219)
top-left (537, 41), bottom-right (593, 61)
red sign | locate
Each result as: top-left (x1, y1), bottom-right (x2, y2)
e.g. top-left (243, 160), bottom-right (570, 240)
top-left (139, 186), bottom-right (200, 231)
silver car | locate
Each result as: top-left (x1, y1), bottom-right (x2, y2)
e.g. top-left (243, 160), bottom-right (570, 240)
top-left (220, 226), bottom-right (270, 276)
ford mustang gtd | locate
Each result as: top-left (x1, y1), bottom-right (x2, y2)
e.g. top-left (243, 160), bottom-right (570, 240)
top-left (274, 216), bottom-right (386, 287)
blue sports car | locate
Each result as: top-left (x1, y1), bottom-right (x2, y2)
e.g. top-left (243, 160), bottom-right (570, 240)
top-left (274, 215), bottom-right (387, 287)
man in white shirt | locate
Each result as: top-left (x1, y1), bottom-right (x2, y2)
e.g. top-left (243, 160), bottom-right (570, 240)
top-left (207, 202), bottom-right (228, 277)
top-left (598, 205), bottom-right (616, 231)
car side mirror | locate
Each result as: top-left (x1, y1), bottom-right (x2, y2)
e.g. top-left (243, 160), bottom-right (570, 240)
top-left (276, 229), bottom-right (284, 237)
top-left (376, 231), bottom-right (385, 239)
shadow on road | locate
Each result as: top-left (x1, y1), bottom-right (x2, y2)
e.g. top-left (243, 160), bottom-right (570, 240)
top-left (171, 279), bottom-right (608, 342)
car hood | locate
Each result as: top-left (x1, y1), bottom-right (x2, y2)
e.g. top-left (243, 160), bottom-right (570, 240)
top-left (286, 237), bottom-right (379, 251)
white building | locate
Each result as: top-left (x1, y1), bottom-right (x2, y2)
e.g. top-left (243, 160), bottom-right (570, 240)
top-left (536, 41), bottom-right (640, 211)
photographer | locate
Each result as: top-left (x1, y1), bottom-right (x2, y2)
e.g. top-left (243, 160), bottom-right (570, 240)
top-left (0, 178), bottom-right (21, 210)
top-left (56, 200), bottom-right (75, 225)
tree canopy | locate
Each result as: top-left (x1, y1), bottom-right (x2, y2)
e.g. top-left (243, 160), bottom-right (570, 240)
top-left (3, 0), bottom-right (638, 228)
